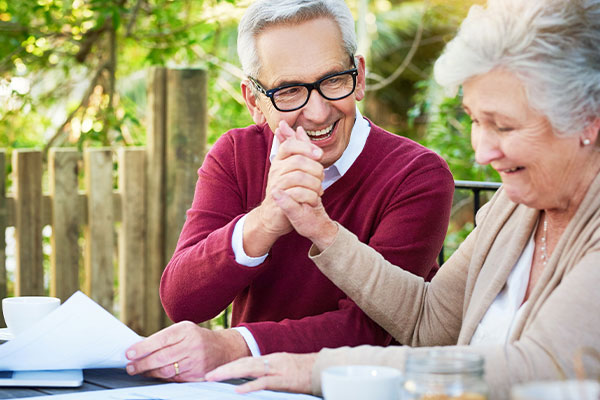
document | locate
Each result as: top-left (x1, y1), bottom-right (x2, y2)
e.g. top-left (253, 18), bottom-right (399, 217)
top-left (0, 291), bottom-right (142, 370)
top-left (15, 381), bottom-right (321, 399)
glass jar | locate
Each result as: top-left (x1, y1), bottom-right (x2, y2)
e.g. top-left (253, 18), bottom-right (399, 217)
top-left (402, 350), bottom-right (489, 400)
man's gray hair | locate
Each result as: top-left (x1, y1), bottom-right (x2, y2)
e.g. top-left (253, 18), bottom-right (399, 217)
top-left (237, 0), bottom-right (357, 80)
top-left (434, 0), bottom-right (600, 135)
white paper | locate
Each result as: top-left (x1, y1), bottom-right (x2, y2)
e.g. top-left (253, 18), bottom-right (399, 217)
top-left (0, 291), bottom-right (142, 370)
top-left (15, 381), bottom-right (321, 400)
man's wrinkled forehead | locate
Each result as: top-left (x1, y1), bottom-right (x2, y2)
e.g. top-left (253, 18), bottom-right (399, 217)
top-left (254, 18), bottom-right (349, 83)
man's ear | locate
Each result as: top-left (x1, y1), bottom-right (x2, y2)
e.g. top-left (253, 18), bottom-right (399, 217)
top-left (241, 80), bottom-right (267, 125)
top-left (354, 55), bottom-right (366, 102)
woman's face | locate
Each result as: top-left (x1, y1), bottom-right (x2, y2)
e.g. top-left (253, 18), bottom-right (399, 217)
top-left (462, 69), bottom-right (586, 211)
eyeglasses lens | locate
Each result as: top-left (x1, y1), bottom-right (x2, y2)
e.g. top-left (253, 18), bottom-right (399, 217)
top-left (272, 71), bottom-right (356, 112)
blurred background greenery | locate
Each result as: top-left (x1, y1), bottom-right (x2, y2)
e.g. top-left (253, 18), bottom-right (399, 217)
top-left (0, 0), bottom-right (499, 267)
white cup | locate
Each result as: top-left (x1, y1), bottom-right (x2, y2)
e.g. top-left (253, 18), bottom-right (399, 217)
top-left (2, 296), bottom-right (61, 335)
top-left (321, 365), bottom-right (403, 400)
top-left (511, 380), bottom-right (600, 400)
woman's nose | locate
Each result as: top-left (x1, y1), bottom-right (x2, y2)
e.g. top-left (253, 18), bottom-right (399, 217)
top-left (472, 128), bottom-right (503, 165)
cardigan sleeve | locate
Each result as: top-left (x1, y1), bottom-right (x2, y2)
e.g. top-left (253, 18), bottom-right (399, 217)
top-left (307, 186), bottom-right (503, 349)
top-left (310, 222), bottom-right (475, 348)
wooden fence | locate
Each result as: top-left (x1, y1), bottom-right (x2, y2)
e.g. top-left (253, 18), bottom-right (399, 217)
top-left (0, 67), bottom-right (208, 336)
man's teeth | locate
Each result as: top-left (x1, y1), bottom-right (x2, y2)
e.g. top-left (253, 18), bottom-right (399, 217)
top-left (306, 124), bottom-right (334, 140)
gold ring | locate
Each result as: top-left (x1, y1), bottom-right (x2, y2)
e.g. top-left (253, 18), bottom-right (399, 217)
top-left (173, 361), bottom-right (180, 376)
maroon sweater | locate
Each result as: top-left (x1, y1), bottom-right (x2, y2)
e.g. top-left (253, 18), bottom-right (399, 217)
top-left (160, 121), bottom-right (454, 354)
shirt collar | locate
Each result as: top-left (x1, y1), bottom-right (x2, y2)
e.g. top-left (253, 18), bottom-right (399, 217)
top-left (268, 106), bottom-right (370, 178)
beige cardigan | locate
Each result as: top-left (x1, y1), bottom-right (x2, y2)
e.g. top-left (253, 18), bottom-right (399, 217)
top-left (309, 174), bottom-right (600, 399)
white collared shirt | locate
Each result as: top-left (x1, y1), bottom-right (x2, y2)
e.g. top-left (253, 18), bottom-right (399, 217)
top-left (231, 107), bottom-right (370, 355)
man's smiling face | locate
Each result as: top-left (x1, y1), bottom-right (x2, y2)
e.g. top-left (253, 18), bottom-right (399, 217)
top-left (248, 17), bottom-right (366, 168)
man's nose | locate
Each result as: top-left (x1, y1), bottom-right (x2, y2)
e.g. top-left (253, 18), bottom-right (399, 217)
top-left (301, 89), bottom-right (329, 122)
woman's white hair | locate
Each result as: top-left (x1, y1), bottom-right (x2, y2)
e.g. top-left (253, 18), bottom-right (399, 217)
top-left (434, 0), bottom-right (600, 135)
top-left (237, 0), bottom-right (357, 80)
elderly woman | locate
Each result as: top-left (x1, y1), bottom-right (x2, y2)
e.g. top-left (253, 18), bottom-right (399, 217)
top-left (204, 0), bottom-right (600, 398)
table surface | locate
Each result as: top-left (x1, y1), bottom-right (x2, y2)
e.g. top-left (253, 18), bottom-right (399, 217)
top-left (0, 368), bottom-right (166, 399)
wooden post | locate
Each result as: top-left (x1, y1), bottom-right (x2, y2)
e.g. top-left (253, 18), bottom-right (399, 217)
top-left (84, 148), bottom-right (114, 312)
top-left (49, 148), bottom-right (81, 302)
top-left (165, 69), bottom-right (208, 325)
top-left (165, 69), bottom-right (207, 266)
top-left (13, 150), bottom-right (44, 296)
top-left (0, 150), bottom-right (6, 326)
top-left (118, 147), bottom-right (146, 334)
top-left (145, 67), bottom-right (168, 333)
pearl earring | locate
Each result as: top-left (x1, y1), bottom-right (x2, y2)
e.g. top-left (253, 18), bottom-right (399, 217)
top-left (583, 138), bottom-right (591, 146)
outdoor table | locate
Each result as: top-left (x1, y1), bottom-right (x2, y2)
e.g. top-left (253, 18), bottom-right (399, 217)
top-left (0, 368), bottom-right (164, 399)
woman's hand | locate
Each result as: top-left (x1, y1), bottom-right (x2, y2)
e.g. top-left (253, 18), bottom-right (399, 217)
top-left (272, 189), bottom-right (338, 251)
top-left (205, 352), bottom-right (318, 394)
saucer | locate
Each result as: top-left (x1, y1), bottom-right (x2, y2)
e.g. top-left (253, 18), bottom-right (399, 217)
top-left (0, 328), bottom-right (14, 341)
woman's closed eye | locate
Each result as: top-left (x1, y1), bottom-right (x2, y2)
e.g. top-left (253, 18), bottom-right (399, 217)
top-left (497, 126), bottom-right (514, 132)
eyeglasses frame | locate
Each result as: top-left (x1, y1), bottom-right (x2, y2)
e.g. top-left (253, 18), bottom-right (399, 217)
top-left (248, 61), bottom-right (359, 112)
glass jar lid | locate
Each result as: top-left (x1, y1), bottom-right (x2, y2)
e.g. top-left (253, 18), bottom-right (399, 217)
top-left (406, 350), bottom-right (484, 375)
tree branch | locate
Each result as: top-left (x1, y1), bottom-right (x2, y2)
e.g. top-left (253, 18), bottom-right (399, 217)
top-left (191, 45), bottom-right (245, 80)
top-left (366, 0), bottom-right (430, 92)
top-left (42, 62), bottom-right (110, 154)
top-left (125, 0), bottom-right (144, 37)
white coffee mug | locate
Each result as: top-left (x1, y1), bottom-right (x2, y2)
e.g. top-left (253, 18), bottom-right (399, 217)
top-left (2, 296), bottom-right (61, 335)
top-left (511, 380), bottom-right (600, 400)
top-left (321, 365), bottom-right (402, 400)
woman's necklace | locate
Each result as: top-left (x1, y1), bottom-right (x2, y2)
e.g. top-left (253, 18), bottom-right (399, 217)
top-left (540, 216), bottom-right (548, 266)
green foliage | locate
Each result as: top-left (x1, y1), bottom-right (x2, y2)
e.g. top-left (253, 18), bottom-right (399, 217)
top-left (363, 0), bottom-right (485, 138)
top-left (410, 79), bottom-right (498, 182)
top-left (0, 0), bottom-right (251, 151)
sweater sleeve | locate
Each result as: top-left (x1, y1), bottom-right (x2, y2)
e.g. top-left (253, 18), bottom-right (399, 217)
top-left (159, 133), bottom-right (268, 323)
top-left (240, 161), bottom-right (455, 354)
top-left (310, 222), bottom-right (474, 348)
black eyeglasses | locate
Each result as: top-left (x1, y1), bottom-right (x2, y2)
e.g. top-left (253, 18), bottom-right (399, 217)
top-left (248, 66), bottom-right (358, 112)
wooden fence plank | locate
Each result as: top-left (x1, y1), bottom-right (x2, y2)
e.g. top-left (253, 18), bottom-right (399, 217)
top-left (13, 150), bottom-right (44, 296)
top-left (84, 148), bottom-right (114, 312)
top-left (49, 148), bottom-right (80, 302)
top-left (118, 147), bottom-right (146, 334)
top-left (166, 69), bottom-right (208, 327)
top-left (0, 150), bottom-right (6, 326)
top-left (145, 67), bottom-right (168, 333)
top-left (165, 69), bottom-right (207, 262)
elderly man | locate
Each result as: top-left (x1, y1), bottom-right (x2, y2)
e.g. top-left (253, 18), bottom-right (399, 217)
top-left (125, 0), bottom-right (453, 381)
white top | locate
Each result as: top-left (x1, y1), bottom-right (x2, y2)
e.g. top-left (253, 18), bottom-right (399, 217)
top-left (231, 107), bottom-right (371, 356)
top-left (470, 226), bottom-right (536, 345)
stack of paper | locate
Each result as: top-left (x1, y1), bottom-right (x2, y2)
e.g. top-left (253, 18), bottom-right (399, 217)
top-left (0, 291), bottom-right (142, 371)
